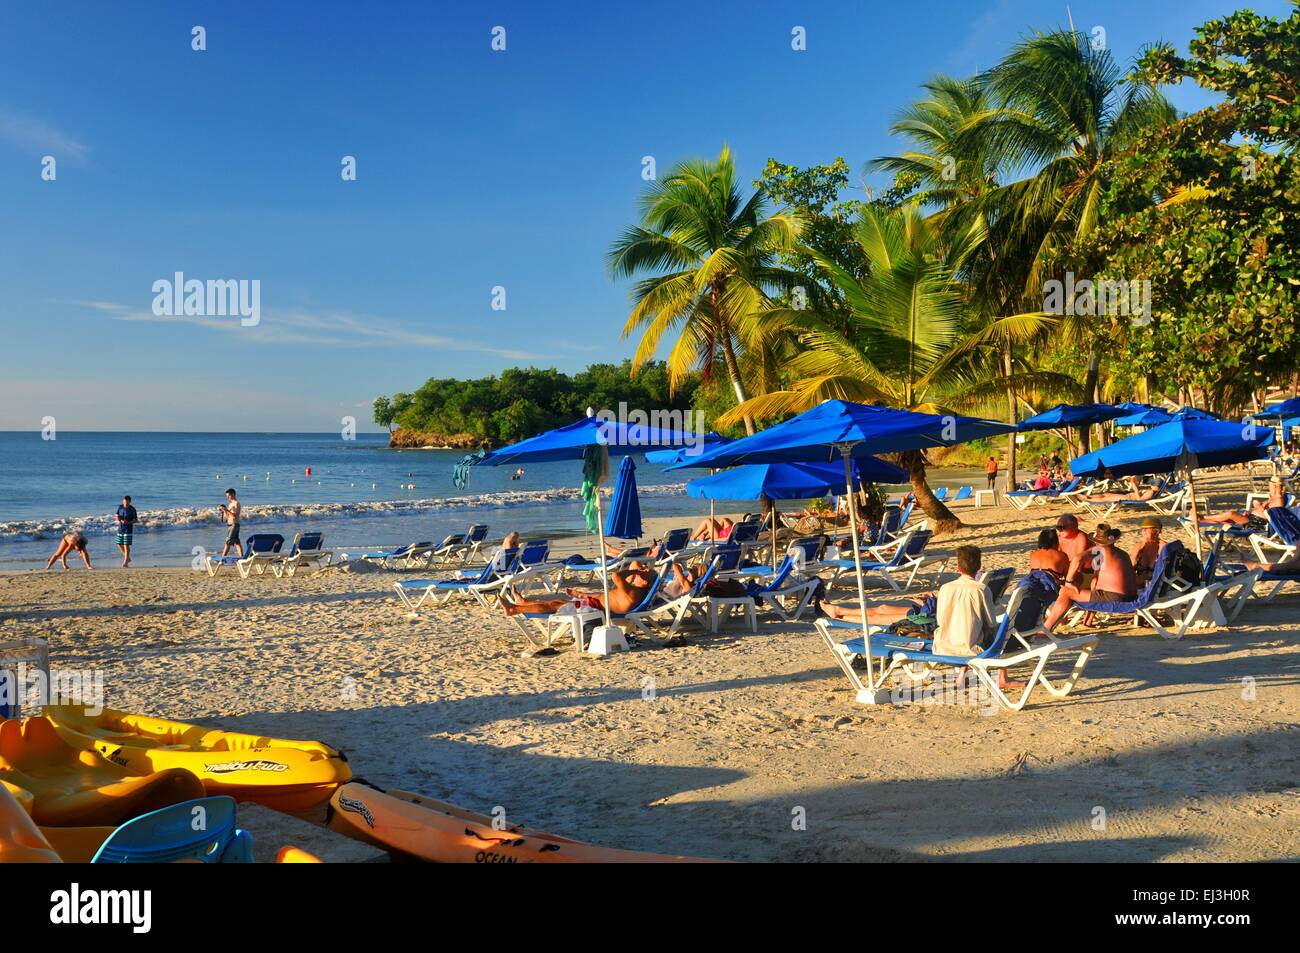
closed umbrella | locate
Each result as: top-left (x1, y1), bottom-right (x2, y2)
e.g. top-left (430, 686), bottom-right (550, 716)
top-left (603, 456), bottom-right (642, 541)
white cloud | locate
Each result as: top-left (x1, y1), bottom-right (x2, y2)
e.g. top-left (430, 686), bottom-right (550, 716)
top-left (66, 299), bottom-right (542, 361)
top-left (0, 110), bottom-right (88, 159)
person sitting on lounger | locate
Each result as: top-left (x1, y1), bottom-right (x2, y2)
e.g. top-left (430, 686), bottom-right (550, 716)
top-left (1043, 528), bottom-right (1137, 630)
top-left (1198, 477), bottom-right (1286, 527)
top-left (1032, 467), bottom-right (1052, 491)
top-left (1029, 528), bottom-right (1070, 579)
top-left (1055, 514), bottom-right (1093, 586)
top-left (933, 545), bottom-right (1022, 691)
top-left (1085, 475), bottom-right (1161, 503)
top-left (502, 559), bottom-right (656, 617)
top-left (690, 516), bottom-right (734, 541)
top-left (46, 532), bottom-right (93, 571)
top-left (1131, 517), bottom-right (1165, 587)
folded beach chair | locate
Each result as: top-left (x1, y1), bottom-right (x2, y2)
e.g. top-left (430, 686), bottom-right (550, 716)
top-left (204, 533), bottom-right (284, 578)
top-left (932, 486), bottom-right (949, 502)
top-left (815, 581), bottom-right (1096, 711)
top-left (1065, 541), bottom-right (1224, 639)
top-left (429, 523), bottom-right (490, 566)
top-left (951, 485), bottom-right (973, 504)
top-left (357, 540), bottom-right (437, 570)
top-left (272, 531), bottom-right (333, 577)
top-left (820, 530), bottom-right (940, 592)
top-left (91, 796), bottom-right (253, 864)
top-left (392, 545), bottom-right (518, 616)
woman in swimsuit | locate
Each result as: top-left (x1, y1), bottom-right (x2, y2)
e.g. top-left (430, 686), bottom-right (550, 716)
top-left (46, 532), bottom-right (93, 571)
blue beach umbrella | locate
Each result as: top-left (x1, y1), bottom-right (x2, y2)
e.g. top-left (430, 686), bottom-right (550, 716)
top-left (603, 456), bottom-right (642, 540)
top-left (1253, 397), bottom-right (1300, 420)
top-left (1171, 406), bottom-right (1220, 421)
top-left (686, 459), bottom-right (906, 567)
top-left (1113, 407), bottom-right (1174, 428)
top-left (666, 400), bottom-right (1014, 701)
top-left (643, 433), bottom-right (731, 465)
top-left (1070, 418), bottom-right (1274, 558)
top-left (473, 412), bottom-right (709, 629)
top-left (684, 459), bottom-right (906, 501)
top-left (1016, 402), bottom-right (1127, 430)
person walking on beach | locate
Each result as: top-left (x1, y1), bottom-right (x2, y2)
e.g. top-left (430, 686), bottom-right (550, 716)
top-left (46, 532), bottom-right (93, 571)
top-left (985, 456), bottom-right (998, 490)
top-left (115, 495), bottom-right (138, 567)
top-left (218, 488), bottom-right (242, 557)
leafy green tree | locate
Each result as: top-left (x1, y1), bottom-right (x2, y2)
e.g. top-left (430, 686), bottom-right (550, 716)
top-left (608, 146), bottom-right (804, 434)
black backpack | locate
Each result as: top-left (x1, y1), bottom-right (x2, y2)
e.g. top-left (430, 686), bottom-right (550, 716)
top-left (1166, 546), bottom-right (1203, 588)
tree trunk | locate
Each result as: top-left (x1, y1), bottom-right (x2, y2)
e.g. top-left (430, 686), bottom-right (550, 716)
top-left (1003, 343), bottom-right (1017, 492)
top-left (720, 334), bottom-right (755, 435)
top-left (899, 449), bottom-right (961, 534)
top-left (1080, 348), bottom-right (1101, 454)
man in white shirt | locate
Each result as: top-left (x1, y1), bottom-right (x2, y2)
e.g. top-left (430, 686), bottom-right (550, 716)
top-left (933, 545), bottom-right (1021, 690)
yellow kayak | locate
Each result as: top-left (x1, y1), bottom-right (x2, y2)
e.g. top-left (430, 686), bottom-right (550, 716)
top-left (45, 706), bottom-right (351, 812)
top-left (0, 781), bottom-right (61, 863)
top-left (0, 718), bottom-right (206, 827)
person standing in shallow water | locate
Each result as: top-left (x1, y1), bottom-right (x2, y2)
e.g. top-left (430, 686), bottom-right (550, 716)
top-left (115, 495), bottom-right (138, 567)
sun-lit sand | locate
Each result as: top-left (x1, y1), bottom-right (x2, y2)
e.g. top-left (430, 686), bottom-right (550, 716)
top-left (2, 471), bottom-right (1297, 862)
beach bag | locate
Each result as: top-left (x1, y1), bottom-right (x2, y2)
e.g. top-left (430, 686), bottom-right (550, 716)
top-left (1167, 547), bottom-right (1202, 588)
top-left (704, 579), bottom-right (748, 598)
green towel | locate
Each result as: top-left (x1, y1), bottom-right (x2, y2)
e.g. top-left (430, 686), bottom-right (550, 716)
top-left (581, 445), bottom-right (608, 533)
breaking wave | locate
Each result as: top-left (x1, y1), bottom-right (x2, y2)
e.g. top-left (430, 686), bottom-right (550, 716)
top-left (0, 484), bottom-right (688, 541)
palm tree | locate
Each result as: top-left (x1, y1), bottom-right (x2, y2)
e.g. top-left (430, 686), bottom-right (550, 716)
top-left (962, 28), bottom-right (1175, 447)
top-left (607, 147), bottom-right (804, 434)
top-left (716, 204), bottom-right (1058, 531)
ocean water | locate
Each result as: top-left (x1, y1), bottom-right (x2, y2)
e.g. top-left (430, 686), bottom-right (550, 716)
top-left (0, 432), bottom-right (973, 569)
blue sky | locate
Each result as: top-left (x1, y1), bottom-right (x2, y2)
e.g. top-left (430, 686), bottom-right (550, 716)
top-left (1, 0), bottom-right (1288, 431)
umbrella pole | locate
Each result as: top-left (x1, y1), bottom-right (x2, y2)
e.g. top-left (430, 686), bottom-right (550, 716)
top-left (769, 497), bottom-right (778, 570)
top-left (594, 483), bottom-right (613, 628)
top-left (1185, 462), bottom-right (1204, 562)
top-left (841, 445), bottom-right (877, 700)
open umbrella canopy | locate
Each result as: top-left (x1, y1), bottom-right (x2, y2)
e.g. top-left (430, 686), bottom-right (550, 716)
top-left (1253, 397), bottom-right (1300, 420)
top-left (664, 400), bottom-right (1014, 470)
top-left (603, 456), bottom-right (642, 539)
top-left (1113, 407), bottom-right (1174, 428)
top-left (478, 415), bottom-right (709, 466)
top-left (1070, 419), bottom-right (1273, 478)
top-left (685, 459), bottom-right (906, 502)
top-left (642, 433), bottom-right (731, 465)
top-left (1171, 406), bottom-right (1220, 421)
top-left (1016, 402), bottom-right (1126, 431)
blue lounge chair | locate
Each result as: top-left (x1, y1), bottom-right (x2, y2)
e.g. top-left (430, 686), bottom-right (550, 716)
top-left (1066, 540), bottom-right (1224, 639)
top-left (204, 533), bottom-right (283, 578)
top-left (393, 545), bottom-right (518, 615)
top-left (1205, 525), bottom-right (1300, 614)
top-left (507, 572), bottom-right (666, 651)
top-left (357, 540), bottom-right (437, 569)
top-left (430, 523), bottom-right (491, 565)
top-left (820, 530), bottom-right (941, 592)
top-left (709, 555), bottom-right (823, 628)
top-left (625, 558), bottom-right (722, 638)
top-left (91, 796), bottom-right (253, 863)
top-left (1006, 476), bottom-right (1082, 511)
top-left (273, 531), bottom-right (333, 577)
top-left (1248, 506), bottom-right (1300, 564)
top-left (815, 580), bottom-right (1097, 711)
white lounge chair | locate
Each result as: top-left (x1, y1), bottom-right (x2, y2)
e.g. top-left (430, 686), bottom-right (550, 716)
top-left (272, 532), bottom-right (333, 577)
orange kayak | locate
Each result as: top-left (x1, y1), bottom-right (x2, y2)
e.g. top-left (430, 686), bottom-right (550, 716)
top-left (326, 782), bottom-right (718, 863)
top-left (0, 717), bottom-right (206, 827)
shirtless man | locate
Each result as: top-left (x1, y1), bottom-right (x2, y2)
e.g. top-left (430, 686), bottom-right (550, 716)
top-left (502, 560), bottom-right (655, 616)
top-left (1055, 514), bottom-right (1093, 586)
top-left (1199, 476), bottom-right (1286, 526)
top-left (1044, 528), bottom-right (1137, 630)
top-left (1029, 528), bottom-right (1070, 578)
top-left (217, 489), bottom-right (242, 558)
top-left (1131, 517), bottom-right (1165, 587)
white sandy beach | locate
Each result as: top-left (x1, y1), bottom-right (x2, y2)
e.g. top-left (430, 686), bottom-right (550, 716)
top-left (2, 475), bottom-right (1297, 862)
